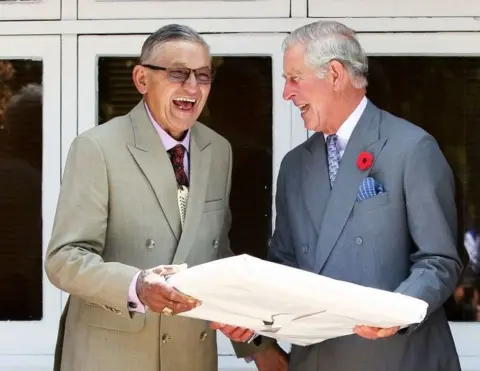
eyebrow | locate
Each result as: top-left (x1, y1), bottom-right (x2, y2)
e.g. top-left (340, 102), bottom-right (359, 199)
top-left (170, 61), bottom-right (210, 69)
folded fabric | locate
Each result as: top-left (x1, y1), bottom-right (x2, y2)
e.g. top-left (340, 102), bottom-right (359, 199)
top-left (357, 176), bottom-right (384, 202)
top-left (167, 254), bottom-right (428, 346)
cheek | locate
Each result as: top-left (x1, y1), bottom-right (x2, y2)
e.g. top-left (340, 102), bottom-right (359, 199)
top-left (198, 86), bottom-right (211, 106)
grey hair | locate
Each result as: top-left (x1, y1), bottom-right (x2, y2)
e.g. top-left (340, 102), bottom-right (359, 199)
top-left (140, 24), bottom-right (210, 64)
top-left (283, 21), bottom-right (368, 88)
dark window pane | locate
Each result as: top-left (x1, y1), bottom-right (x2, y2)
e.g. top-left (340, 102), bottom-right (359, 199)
top-left (367, 56), bottom-right (480, 321)
top-left (98, 56), bottom-right (273, 259)
top-left (0, 60), bottom-right (43, 320)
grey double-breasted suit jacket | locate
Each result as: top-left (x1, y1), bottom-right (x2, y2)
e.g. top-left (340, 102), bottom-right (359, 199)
top-left (268, 100), bottom-right (463, 371)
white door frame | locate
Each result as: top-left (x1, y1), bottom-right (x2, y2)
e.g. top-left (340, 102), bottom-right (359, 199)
top-left (0, 35), bottom-right (61, 365)
top-left (356, 32), bottom-right (480, 371)
top-left (0, 0), bottom-right (60, 20)
top-left (78, 32), bottom-right (303, 369)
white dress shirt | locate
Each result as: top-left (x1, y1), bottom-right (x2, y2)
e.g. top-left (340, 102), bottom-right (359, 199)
top-left (324, 96), bottom-right (368, 159)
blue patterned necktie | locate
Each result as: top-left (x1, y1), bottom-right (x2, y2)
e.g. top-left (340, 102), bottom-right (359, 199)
top-left (326, 134), bottom-right (340, 187)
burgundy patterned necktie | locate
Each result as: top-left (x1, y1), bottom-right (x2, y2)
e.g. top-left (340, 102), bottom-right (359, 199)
top-left (168, 144), bottom-right (189, 187)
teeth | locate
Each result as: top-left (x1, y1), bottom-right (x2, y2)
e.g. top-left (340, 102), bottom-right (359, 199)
top-left (174, 97), bottom-right (196, 103)
top-left (298, 104), bottom-right (308, 113)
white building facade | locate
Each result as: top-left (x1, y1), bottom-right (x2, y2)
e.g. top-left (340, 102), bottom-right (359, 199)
top-left (0, 1), bottom-right (479, 370)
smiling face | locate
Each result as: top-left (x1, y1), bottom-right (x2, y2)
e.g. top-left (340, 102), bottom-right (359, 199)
top-left (133, 40), bottom-right (211, 139)
top-left (282, 42), bottom-right (338, 133)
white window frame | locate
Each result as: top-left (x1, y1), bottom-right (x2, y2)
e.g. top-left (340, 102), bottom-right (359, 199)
top-left (308, 0), bottom-right (479, 17)
top-left (0, 35), bottom-right (61, 368)
top-left (78, 32), bottom-right (304, 369)
top-left (357, 32), bottom-right (480, 371)
top-left (78, 0), bottom-right (289, 20)
top-left (0, 0), bottom-right (60, 20)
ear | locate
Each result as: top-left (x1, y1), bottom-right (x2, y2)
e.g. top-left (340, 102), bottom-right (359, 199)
top-left (328, 60), bottom-right (348, 91)
top-left (132, 65), bottom-right (147, 95)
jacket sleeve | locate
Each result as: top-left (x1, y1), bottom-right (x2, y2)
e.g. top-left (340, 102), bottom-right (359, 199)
top-left (394, 134), bottom-right (463, 328)
top-left (267, 156), bottom-right (297, 267)
top-left (45, 135), bottom-right (139, 319)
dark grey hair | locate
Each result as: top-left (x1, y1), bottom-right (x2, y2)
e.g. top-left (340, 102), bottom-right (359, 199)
top-left (140, 24), bottom-right (210, 64)
top-left (283, 21), bottom-right (368, 88)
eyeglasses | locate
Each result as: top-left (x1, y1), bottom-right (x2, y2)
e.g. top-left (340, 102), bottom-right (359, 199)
top-left (141, 64), bottom-right (215, 84)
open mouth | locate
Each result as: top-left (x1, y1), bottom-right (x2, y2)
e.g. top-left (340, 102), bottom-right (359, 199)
top-left (173, 97), bottom-right (197, 112)
top-left (298, 104), bottom-right (310, 114)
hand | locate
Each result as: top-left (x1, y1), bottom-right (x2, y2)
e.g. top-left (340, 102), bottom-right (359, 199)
top-left (253, 344), bottom-right (288, 371)
top-left (354, 325), bottom-right (400, 340)
top-left (136, 264), bottom-right (200, 315)
top-left (210, 322), bottom-right (254, 342)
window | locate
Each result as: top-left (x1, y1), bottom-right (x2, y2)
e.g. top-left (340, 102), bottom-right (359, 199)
top-left (367, 55), bottom-right (480, 323)
top-left (0, 36), bottom-right (61, 360)
top-left (356, 32), bottom-right (480, 369)
top-left (0, 60), bottom-right (43, 321)
top-left (97, 56), bottom-right (274, 259)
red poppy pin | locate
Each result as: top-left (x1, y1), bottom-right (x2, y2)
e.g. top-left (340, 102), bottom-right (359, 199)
top-left (357, 151), bottom-right (374, 171)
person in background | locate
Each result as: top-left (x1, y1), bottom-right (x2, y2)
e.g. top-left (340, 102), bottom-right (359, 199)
top-left (45, 24), bottom-right (268, 371)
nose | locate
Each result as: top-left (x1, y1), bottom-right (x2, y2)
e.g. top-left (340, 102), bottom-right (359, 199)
top-left (282, 80), bottom-right (295, 101)
top-left (183, 72), bottom-right (199, 93)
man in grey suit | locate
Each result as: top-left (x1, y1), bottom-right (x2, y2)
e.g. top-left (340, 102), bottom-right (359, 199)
top-left (251, 20), bottom-right (463, 371)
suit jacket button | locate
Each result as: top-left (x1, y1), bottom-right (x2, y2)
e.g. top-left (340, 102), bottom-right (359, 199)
top-left (161, 334), bottom-right (171, 344)
top-left (302, 244), bottom-right (309, 254)
top-left (200, 331), bottom-right (208, 341)
top-left (146, 239), bottom-right (155, 249)
top-left (355, 237), bottom-right (363, 245)
top-left (212, 240), bottom-right (219, 249)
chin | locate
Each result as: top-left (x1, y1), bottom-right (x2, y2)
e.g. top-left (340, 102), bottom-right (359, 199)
top-left (304, 121), bottom-right (316, 131)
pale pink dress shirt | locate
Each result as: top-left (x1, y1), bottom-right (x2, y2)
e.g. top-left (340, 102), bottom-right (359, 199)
top-left (127, 103), bottom-right (190, 313)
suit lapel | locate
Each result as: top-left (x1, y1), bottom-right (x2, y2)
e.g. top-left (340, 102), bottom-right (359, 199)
top-left (314, 101), bottom-right (387, 273)
top-left (172, 125), bottom-right (212, 264)
top-left (302, 133), bottom-right (331, 235)
top-left (126, 101), bottom-right (182, 241)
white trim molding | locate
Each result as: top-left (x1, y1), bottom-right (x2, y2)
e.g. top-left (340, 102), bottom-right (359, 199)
top-left (0, 0), bottom-right (60, 21)
top-left (0, 17), bottom-right (479, 36)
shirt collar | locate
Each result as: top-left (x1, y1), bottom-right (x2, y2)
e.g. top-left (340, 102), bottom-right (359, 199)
top-left (144, 102), bottom-right (190, 152)
top-left (324, 96), bottom-right (368, 153)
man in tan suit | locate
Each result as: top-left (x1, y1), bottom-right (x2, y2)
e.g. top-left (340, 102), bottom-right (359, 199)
top-left (45, 24), bottom-right (268, 371)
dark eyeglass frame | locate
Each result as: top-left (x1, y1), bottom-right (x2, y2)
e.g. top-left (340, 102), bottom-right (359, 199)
top-left (141, 64), bottom-right (215, 84)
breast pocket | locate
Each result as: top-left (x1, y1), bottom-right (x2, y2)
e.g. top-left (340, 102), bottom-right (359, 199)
top-left (203, 199), bottom-right (224, 213)
top-left (354, 192), bottom-right (391, 212)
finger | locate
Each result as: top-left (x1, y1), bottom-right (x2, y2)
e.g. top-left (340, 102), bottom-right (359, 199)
top-left (157, 283), bottom-right (199, 305)
top-left (237, 330), bottom-right (254, 342)
top-left (218, 325), bottom-right (237, 336)
top-left (142, 290), bottom-right (187, 313)
top-left (224, 327), bottom-right (251, 342)
top-left (149, 294), bottom-right (198, 313)
top-left (354, 326), bottom-right (379, 339)
top-left (172, 302), bottom-right (199, 314)
top-left (377, 326), bottom-right (400, 338)
top-left (153, 264), bottom-right (188, 276)
top-left (210, 322), bottom-right (225, 330)
top-left (222, 327), bottom-right (253, 342)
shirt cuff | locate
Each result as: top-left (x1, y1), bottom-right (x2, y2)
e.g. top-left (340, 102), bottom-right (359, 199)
top-left (127, 271), bottom-right (146, 313)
